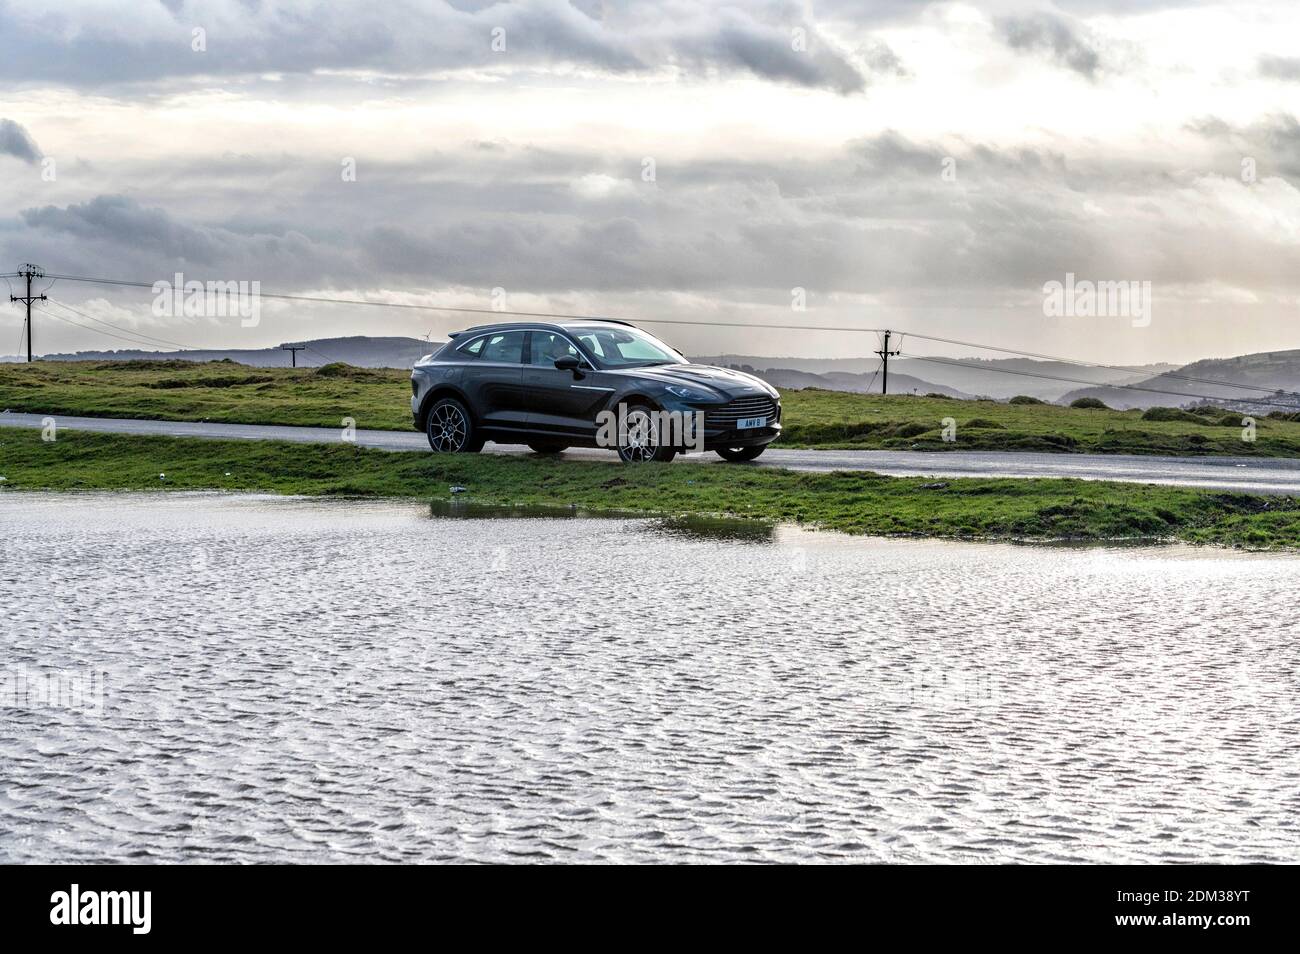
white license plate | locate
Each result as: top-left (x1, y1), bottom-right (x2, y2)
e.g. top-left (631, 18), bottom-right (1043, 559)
top-left (735, 416), bottom-right (767, 430)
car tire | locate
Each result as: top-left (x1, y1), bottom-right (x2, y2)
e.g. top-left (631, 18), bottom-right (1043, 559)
top-left (716, 445), bottom-right (766, 462)
top-left (617, 403), bottom-right (677, 463)
top-left (425, 397), bottom-right (484, 453)
top-left (528, 443), bottom-right (568, 455)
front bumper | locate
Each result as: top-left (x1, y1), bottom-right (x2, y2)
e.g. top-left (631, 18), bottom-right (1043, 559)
top-left (700, 422), bottom-right (782, 450)
top-left (660, 393), bottom-right (782, 451)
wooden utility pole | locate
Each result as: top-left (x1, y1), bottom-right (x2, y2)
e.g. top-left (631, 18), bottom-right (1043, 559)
top-left (282, 345), bottom-right (305, 367)
top-left (875, 329), bottom-right (900, 395)
top-left (11, 264), bottom-right (46, 363)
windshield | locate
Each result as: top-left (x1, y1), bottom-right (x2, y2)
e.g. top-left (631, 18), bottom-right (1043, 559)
top-left (570, 325), bottom-right (685, 369)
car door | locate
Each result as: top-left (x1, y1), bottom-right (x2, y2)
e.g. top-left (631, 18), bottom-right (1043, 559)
top-left (464, 330), bottom-right (527, 429)
top-left (522, 330), bottom-right (613, 438)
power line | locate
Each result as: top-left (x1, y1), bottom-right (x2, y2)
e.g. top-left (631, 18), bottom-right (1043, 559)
top-left (45, 298), bottom-right (197, 352)
top-left (31, 269), bottom-right (1300, 400)
top-left (301, 342), bottom-right (349, 365)
top-left (39, 272), bottom-right (886, 333)
top-left (863, 358), bottom-right (882, 394)
top-left (897, 331), bottom-right (1288, 396)
top-left (34, 304), bottom-right (191, 352)
top-left (46, 296), bottom-right (347, 365)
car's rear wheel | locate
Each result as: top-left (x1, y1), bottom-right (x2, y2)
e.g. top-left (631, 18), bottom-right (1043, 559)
top-left (528, 443), bottom-right (568, 455)
top-left (426, 397), bottom-right (484, 453)
top-left (716, 445), bottom-right (766, 462)
top-left (617, 404), bottom-right (676, 463)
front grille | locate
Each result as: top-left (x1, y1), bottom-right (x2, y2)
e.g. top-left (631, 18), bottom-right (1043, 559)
top-left (704, 395), bottom-right (778, 429)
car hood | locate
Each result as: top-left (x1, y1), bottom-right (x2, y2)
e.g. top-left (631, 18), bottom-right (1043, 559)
top-left (609, 363), bottom-right (778, 399)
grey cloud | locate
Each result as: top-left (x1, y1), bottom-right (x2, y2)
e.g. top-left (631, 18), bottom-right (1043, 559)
top-left (1051, 0), bottom-right (1218, 10)
top-left (1185, 116), bottom-right (1233, 139)
top-left (18, 195), bottom-right (358, 286)
top-left (1256, 114), bottom-right (1300, 178)
top-left (0, 0), bottom-right (867, 94)
top-left (998, 12), bottom-right (1103, 78)
top-left (0, 118), bottom-right (40, 163)
top-left (859, 38), bottom-right (906, 77)
top-left (15, 130), bottom-right (1300, 308)
top-left (1188, 113), bottom-right (1300, 178)
top-left (665, 10), bottom-right (865, 94)
top-left (1259, 55), bottom-right (1300, 81)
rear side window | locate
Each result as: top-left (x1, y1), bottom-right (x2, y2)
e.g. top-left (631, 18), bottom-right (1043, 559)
top-left (481, 331), bottom-right (525, 363)
top-left (460, 332), bottom-right (524, 362)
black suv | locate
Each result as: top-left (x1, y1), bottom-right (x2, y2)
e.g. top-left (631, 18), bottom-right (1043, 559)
top-left (410, 319), bottom-right (781, 462)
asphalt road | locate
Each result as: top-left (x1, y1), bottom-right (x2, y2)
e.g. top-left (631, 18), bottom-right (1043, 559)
top-left (5, 411), bottom-right (1300, 494)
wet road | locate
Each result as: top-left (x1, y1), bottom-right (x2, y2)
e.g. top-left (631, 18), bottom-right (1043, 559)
top-left (4, 411), bottom-right (1300, 494)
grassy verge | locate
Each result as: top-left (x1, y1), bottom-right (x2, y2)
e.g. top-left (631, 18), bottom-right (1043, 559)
top-left (3, 427), bottom-right (1299, 548)
top-left (777, 389), bottom-right (1300, 456)
top-left (3, 360), bottom-right (1299, 458)
top-left (0, 360), bottom-right (410, 428)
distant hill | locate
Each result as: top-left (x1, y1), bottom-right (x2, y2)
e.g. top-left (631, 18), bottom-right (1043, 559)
top-left (698, 354), bottom-right (884, 375)
top-left (747, 366), bottom-right (975, 399)
top-left (9, 336), bottom-right (1298, 413)
top-left (697, 354), bottom-right (1172, 401)
top-left (891, 357), bottom-right (1175, 401)
top-left (1058, 349), bottom-right (1300, 412)
top-left (3, 336), bottom-right (443, 369)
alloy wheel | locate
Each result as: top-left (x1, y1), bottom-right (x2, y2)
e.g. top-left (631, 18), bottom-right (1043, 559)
top-left (428, 402), bottom-right (468, 452)
top-left (620, 408), bottom-right (660, 463)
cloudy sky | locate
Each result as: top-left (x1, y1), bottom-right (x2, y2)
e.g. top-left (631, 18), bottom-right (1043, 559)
top-left (0, 0), bottom-right (1297, 363)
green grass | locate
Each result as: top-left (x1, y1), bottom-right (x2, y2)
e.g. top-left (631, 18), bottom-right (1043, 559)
top-left (778, 389), bottom-right (1300, 456)
top-left (3, 427), bottom-right (1299, 548)
top-left (3, 360), bottom-right (1299, 458)
top-left (0, 359), bottom-right (412, 429)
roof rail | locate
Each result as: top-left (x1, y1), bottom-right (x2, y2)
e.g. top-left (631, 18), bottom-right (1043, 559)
top-left (569, 317), bottom-right (633, 327)
top-left (447, 317), bottom-right (635, 338)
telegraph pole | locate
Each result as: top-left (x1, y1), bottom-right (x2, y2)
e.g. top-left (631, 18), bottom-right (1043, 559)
top-left (282, 345), bottom-right (305, 367)
top-left (11, 264), bottom-right (45, 363)
top-left (875, 329), bottom-right (900, 395)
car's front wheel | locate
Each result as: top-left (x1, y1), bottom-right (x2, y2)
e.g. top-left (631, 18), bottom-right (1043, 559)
top-left (426, 397), bottom-right (484, 453)
top-left (617, 404), bottom-right (676, 463)
top-left (716, 445), bottom-right (766, 462)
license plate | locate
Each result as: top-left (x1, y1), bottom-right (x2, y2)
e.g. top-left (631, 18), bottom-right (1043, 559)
top-left (736, 416), bottom-right (767, 430)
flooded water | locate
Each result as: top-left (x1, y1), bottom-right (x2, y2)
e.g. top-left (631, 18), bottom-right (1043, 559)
top-left (2, 491), bottom-right (1298, 863)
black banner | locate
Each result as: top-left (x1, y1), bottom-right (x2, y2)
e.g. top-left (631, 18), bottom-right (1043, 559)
top-left (0, 864), bottom-right (1289, 943)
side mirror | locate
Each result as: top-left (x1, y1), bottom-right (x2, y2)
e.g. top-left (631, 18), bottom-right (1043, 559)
top-left (554, 355), bottom-right (581, 373)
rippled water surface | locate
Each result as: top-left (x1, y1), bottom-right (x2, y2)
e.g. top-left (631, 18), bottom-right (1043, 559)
top-left (2, 492), bottom-right (1298, 863)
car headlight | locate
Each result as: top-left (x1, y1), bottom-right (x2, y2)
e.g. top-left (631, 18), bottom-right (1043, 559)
top-left (664, 384), bottom-right (717, 401)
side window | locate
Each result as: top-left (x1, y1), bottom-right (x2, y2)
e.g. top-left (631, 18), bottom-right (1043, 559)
top-left (459, 336), bottom-right (486, 357)
top-left (529, 332), bottom-right (579, 366)
top-left (577, 333), bottom-right (606, 359)
top-left (479, 331), bottom-right (525, 363)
